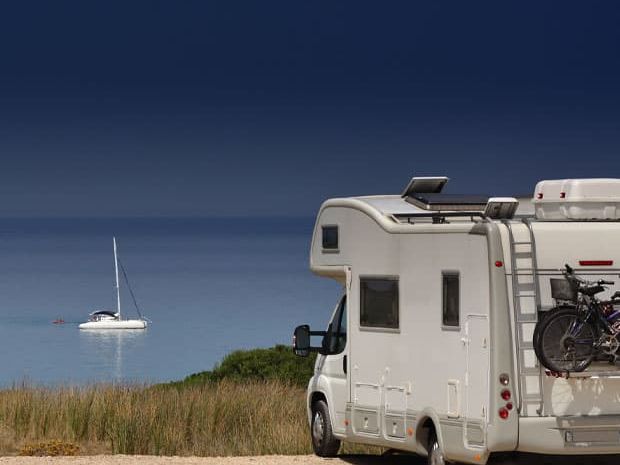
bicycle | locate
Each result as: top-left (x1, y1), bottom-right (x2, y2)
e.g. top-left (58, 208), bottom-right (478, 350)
top-left (534, 264), bottom-right (620, 373)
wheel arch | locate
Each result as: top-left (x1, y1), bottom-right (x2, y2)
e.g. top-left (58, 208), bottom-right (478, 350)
top-left (310, 391), bottom-right (327, 408)
top-left (415, 409), bottom-right (444, 457)
top-left (307, 374), bottom-right (338, 427)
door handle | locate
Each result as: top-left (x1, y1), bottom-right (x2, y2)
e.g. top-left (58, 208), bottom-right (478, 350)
top-left (343, 355), bottom-right (347, 374)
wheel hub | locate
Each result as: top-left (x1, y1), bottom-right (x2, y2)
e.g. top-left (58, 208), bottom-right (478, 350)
top-left (559, 334), bottom-right (577, 357)
top-left (429, 440), bottom-right (445, 465)
top-left (312, 411), bottom-right (324, 446)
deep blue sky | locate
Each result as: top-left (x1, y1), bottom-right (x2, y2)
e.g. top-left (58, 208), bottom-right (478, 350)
top-left (1, 1), bottom-right (620, 217)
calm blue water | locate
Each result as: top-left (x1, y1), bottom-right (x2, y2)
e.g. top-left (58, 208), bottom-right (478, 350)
top-left (0, 218), bottom-right (340, 387)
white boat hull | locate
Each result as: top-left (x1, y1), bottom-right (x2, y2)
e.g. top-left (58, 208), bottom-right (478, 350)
top-left (79, 238), bottom-right (149, 330)
top-left (79, 319), bottom-right (147, 330)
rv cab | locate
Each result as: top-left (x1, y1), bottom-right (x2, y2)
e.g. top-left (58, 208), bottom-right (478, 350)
top-left (294, 177), bottom-right (620, 464)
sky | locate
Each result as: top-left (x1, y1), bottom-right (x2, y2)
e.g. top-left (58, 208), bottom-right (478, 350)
top-left (1, 1), bottom-right (620, 217)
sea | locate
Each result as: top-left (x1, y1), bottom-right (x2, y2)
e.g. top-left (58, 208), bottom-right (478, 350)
top-left (0, 218), bottom-right (340, 387)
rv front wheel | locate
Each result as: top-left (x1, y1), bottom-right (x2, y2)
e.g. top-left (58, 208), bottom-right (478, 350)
top-left (310, 400), bottom-right (340, 457)
top-left (428, 433), bottom-right (447, 465)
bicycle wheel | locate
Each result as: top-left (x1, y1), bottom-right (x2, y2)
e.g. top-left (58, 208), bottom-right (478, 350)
top-left (537, 308), bottom-right (596, 372)
top-left (533, 306), bottom-right (576, 361)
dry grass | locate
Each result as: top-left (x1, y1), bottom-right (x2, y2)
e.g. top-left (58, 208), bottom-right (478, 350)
top-left (0, 380), bottom-right (379, 457)
top-left (19, 440), bottom-right (80, 456)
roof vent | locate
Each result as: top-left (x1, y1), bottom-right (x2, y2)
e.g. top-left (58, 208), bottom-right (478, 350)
top-left (401, 176), bottom-right (449, 197)
top-left (484, 197), bottom-right (519, 219)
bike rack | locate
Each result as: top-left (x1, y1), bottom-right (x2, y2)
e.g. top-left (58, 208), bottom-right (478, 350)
top-left (545, 369), bottom-right (620, 379)
top-left (545, 359), bottom-right (620, 379)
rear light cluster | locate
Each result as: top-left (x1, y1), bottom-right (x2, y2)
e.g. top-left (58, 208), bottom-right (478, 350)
top-left (498, 374), bottom-right (512, 420)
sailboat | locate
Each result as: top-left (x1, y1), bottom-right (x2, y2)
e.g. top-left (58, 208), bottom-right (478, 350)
top-left (79, 238), bottom-right (148, 330)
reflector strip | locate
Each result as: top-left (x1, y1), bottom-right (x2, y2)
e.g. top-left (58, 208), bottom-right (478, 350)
top-left (579, 260), bottom-right (613, 266)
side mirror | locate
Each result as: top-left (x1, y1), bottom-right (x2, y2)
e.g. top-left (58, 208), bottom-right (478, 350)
top-left (293, 325), bottom-right (311, 357)
top-left (565, 264), bottom-right (574, 274)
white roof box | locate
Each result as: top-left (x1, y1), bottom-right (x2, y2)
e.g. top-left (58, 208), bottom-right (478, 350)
top-left (533, 178), bottom-right (620, 220)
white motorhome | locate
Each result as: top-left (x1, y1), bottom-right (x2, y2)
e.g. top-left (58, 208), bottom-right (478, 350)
top-left (293, 177), bottom-right (620, 464)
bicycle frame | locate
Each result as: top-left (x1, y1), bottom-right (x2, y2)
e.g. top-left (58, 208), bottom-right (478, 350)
top-left (568, 293), bottom-right (619, 352)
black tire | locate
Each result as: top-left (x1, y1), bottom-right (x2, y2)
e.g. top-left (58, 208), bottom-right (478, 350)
top-left (536, 308), bottom-right (596, 372)
top-left (428, 432), bottom-right (447, 465)
top-left (532, 311), bottom-right (548, 361)
top-left (533, 306), bottom-right (573, 361)
top-left (310, 400), bottom-right (340, 457)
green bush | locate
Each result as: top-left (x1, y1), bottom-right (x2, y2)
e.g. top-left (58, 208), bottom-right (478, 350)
top-left (176, 345), bottom-right (316, 387)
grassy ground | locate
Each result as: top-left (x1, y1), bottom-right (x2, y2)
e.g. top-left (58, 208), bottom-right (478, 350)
top-left (0, 380), bottom-right (308, 456)
top-left (0, 347), bottom-right (381, 456)
top-left (0, 380), bottom-right (379, 457)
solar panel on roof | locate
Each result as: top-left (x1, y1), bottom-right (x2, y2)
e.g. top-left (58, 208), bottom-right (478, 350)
top-left (406, 193), bottom-right (489, 211)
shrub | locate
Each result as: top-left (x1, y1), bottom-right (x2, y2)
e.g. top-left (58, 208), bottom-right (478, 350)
top-left (177, 345), bottom-right (316, 387)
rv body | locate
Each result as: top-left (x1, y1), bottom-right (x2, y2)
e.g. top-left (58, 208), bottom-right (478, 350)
top-left (300, 179), bottom-right (620, 464)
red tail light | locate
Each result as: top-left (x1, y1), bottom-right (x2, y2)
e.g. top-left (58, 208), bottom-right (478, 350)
top-left (498, 407), bottom-right (509, 420)
top-left (560, 192), bottom-right (566, 199)
top-left (537, 193), bottom-right (543, 199)
top-left (579, 260), bottom-right (613, 266)
top-left (501, 389), bottom-right (511, 401)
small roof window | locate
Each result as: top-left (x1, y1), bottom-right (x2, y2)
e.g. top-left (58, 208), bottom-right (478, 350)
top-left (401, 176), bottom-right (449, 197)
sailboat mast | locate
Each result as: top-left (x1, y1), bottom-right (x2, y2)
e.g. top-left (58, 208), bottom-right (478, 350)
top-left (113, 237), bottom-right (121, 320)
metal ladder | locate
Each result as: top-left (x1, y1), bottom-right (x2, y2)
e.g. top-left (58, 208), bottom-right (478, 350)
top-left (502, 218), bottom-right (544, 416)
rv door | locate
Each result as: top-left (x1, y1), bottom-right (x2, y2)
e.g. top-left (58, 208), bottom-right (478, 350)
top-left (316, 292), bottom-right (349, 434)
top-left (464, 314), bottom-right (489, 450)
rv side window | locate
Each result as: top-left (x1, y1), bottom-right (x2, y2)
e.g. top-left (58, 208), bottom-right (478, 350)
top-left (322, 225), bottom-right (339, 250)
top-left (327, 296), bottom-right (347, 354)
top-left (442, 272), bottom-right (460, 329)
top-left (360, 277), bottom-right (399, 329)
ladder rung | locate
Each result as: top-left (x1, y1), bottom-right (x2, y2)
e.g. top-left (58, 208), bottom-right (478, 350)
top-left (513, 251), bottom-right (533, 257)
top-left (513, 241), bottom-right (533, 245)
top-left (520, 368), bottom-right (541, 376)
top-left (517, 343), bottom-right (534, 351)
top-left (515, 282), bottom-right (535, 288)
top-left (517, 315), bottom-right (538, 323)
top-left (514, 282), bottom-right (535, 287)
top-left (515, 293), bottom-right (536, 298)
top-left (522, 394), bottom-right (543, 401)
